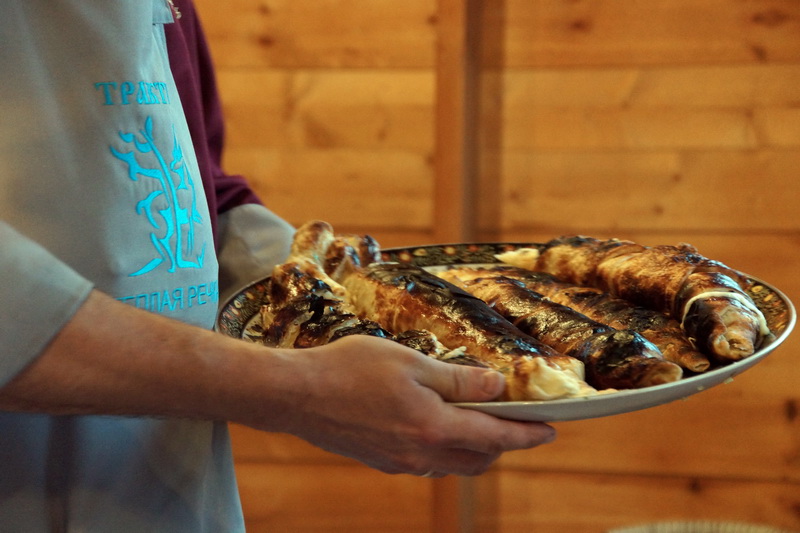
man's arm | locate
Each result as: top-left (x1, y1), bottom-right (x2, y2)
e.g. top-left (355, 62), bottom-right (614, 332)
top-left (0, 288), bottom-right (556, 477)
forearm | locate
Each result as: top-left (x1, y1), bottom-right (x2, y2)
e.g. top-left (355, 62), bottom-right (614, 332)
top-left (0, 289), bottom-right (557, 478)
top-left (0, 289), bottom-right (304, 432)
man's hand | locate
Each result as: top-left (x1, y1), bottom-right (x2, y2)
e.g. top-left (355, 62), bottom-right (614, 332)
top-left (0, 291), bottom-right (555, 478)
top-left (264, 336), bottom-right (556, 477)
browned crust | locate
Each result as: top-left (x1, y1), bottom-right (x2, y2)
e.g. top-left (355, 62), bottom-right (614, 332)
top-left (498, 236), bottom-right (768, 362)
top-left (440, 266), bottom-right (711, 373)
top-left (453, 276), bottom-right (682, 390)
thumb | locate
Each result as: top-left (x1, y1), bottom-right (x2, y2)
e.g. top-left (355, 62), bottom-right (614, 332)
top-left (421, 360), bottom-right (506, 403)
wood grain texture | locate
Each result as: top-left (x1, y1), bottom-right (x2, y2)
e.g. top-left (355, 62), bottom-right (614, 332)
top-left (433, 0), bottom-right (480, 242)
top-left (502, 0), bottom-right (800, 67)
top-left (221, 147), bottom-right (433, 229)
top-left (234, 462), bottom-right (434, 532)
top-left (498, 150), bottom-right (800, 232)
top-left (216, 70), bottom-right (434, 150)
top-left (193, 0), bottom-right (800, 530)
top-left (495, 471), bottom-right (799, 533)
top-left (196, 0), bottom-right (437, 68)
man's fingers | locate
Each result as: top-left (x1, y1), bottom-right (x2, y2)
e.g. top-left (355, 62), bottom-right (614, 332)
top-left (407, 414), bottom-right (556, 476)
top-left (444, 406), bottom-right (557, 453)
top-left (416, 357), bottom-right (506, 403)
top-left (411, 356), bottom-right (557, 454)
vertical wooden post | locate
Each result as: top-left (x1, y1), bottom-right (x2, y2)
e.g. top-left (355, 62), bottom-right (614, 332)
top-left (474, 1), bottom-right (506, 242)
top-left (433, 0), bottom-right (482, 243)
top-left (432, 0), bottom-right (479, 527)
top-left (432, 2), bottom-right (504, 532)
top-left (434, 0), bottom-right (506, 244)
top-left (431, 472), bottom-right (500, 533)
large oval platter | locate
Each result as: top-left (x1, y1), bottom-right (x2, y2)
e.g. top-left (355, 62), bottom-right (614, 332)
top-left (217, 242), bottom-right (796, 422)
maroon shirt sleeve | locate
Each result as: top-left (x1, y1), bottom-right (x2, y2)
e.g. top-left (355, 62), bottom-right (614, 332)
top-left (164, 0), bottom-right (263, 243)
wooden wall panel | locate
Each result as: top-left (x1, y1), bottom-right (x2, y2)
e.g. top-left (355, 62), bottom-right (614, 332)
top-left (199, 0), bottom-right (439, 241)
top-left (195, 2), bottom-right (443, 531)
top-left (229, 426), bottom-right (437, 532)
top-left (500, 375), bottom-right (799, 480)
top-left (235, 463), bottom-right (433, 533)
top-left (197, 0), bottom-right (436, 68)
top-left (494, 233), bottom-right (800, 531)
top-left (229, 425), bottom-right (350, 465)
top-left (501, 0), bottom-right (800, 67)
top-left (498, 65), bottom-right (800, 234)
top-left (500, 150), bottom-right (800, 232)
top-left (223, 146), bottom-right (433, 228)
top-left (496, 0), bottom-right (800, 241)
top-left (216, 70), bottom-right (434, 151)
top-left (502, 65), bottom-right (800, 108)
top-left (195, 0), bottom-right (800, 531)
top-left (496, 471), bottom-right (799, 533)
top-left (214, 69), bottom-right (435, 233)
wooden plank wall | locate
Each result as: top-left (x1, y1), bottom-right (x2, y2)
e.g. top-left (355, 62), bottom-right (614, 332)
top-left (194, 0), bottom-right (439, 247)
top-left (195, 2), bottom-right (443, 531)
top-left (194, 0), bottom-right (800, 531)
top-left (489, 2), bottom-right (800, 531)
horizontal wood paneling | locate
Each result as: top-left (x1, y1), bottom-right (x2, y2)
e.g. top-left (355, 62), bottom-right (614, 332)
top-left (229, 424), bottom-right (348, 465)
top-left (193, 1), bottom-right (443, 527)
top-left (502, 65), bottom-right (800, 108)
top-left (507, 108), bottom-right (762, 150)
top-left (495, 471), bottom-right (799, 533)
top-left (234, 462), bottom-right (433, 532)
top-left (228, 427), bottom-right (439, 532)
top-left (492, 231), bottom-right (800, 531)
top-left (194, 0), bottom-right (800, 531)
top-left (197, 0), bottom-right (437, 68)
top-left (499, 150), bottom-right (800, 232)
top-left (215, 69), bottom-right (435, 230)
top-left (197, 0), bottom-right (800, 70)
top-left (500, 377), bottom-right (799, 481)
top-left (216, 70), bottom-right (434, 150)
top-left (502, 0), bottom-right (800, 67)
top-left (222, 147), bottom-right (433, 229)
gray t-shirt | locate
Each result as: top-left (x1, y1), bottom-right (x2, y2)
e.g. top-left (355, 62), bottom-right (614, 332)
top-left (0, 1), bottom-right (250, 530)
